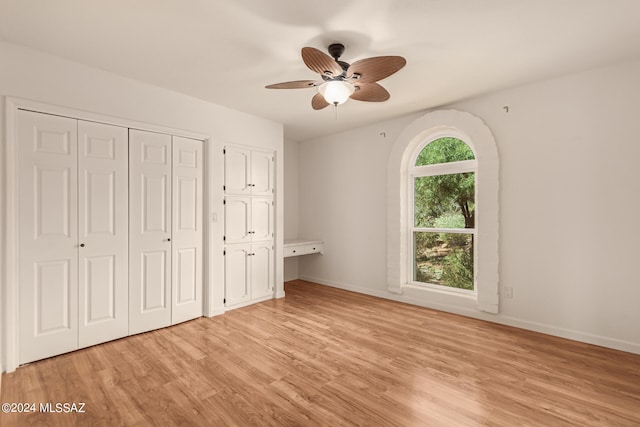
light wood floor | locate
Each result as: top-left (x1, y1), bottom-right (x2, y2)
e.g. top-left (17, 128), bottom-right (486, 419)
top-left (2, 280), bottom-right (640, 426)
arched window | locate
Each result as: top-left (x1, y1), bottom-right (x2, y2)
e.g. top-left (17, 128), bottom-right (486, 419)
top-left (410, 137), bottom-right (477, 292)
top-left (387, 110), bottom-right (499, 313)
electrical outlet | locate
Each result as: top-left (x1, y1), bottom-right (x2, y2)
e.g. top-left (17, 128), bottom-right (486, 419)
top-left (503, 287), bottom-right (513, 299)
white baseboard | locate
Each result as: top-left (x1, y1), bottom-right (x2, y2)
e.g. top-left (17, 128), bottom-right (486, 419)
top-left (224, 294), bottom-right (272, 311)
top-left (298, 275), bottom-right (640, 355)
top-left (205, 306), bottom-right (226, 317)
top-left (497, 315), bottom-right (640, 355)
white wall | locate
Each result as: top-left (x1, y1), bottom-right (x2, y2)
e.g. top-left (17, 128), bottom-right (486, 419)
top-left (0, 42), bottom-right (284, 370)
top-left (283, 138), bottom-right (300, 281)
top-left (298, 113), bottom-right (420, 290)
top-left (297, 57), bottom-right (640, 354)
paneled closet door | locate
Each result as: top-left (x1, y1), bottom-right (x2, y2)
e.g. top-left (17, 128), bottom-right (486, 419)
top-left (251, 197), bottom-right (274, 242)
top-left (224, 196), bottom-right (250, 244)
top-left (250, 242), bottom-right (274, 299)
top-left (129, 129), bottom-right (172, 335)
top-left (171, 136), bottom-right (204, 324)
top-left (18, 110), bottom-right (79, 364)
top-left (224, 146), bottom-right (250, 195)
top-left (78, 121), bottom-right (129, 348)
top-left (224, 245), bottom-right (251, 306)
top-left (250, 150), bottom-right (274, 196)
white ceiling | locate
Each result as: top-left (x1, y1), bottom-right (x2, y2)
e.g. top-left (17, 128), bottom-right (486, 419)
top-left (2, 0), bottom-right (640, 141)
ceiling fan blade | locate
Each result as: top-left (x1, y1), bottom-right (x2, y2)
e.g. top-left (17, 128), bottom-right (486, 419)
top-left (347, 56), bottom-right (406, 83)
top-left (350, 82), bottom-right (390, 102)
top-left (302, 47), bottom-right (343, 77)
top-left (311, 93), bottom-right (330, 110)
top-left (265, 80), bottom-right (323, 89)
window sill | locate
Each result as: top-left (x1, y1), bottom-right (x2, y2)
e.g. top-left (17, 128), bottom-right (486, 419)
top-left (405, 281), bottom-right (477, 297)
top-left (403, 282), bottom-right (477, 299)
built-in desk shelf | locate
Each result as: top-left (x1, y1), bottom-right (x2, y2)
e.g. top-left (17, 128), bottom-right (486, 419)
top-left (284, 239), bottom-right (324, 258)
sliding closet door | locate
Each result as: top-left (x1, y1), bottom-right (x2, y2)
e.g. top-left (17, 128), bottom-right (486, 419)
top-left (129, 129), bottom-right (172, 334)
top-left (77, 121), bottom-right (129, 347)
top-left (171, 136), bottom-right (204, 324)
top-left (18, 110), bottom-right (79, 364)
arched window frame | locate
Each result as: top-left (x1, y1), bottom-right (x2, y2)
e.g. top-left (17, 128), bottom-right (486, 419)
top-left (387, 110), bottom-right (499, 313)
top-left (408, 133), bottom-right (477, 294)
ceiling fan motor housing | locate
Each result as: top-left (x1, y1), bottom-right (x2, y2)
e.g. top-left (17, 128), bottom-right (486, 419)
top-left (328, 43), bottom-right (345, 60)
top-left (325, 43), bottom-right (349, 78)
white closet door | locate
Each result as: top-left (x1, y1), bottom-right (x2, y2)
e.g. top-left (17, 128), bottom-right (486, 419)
top-left (78, 121), bottom-right (129, 348)
top-left (129, 129), bottom-right (172, 334)
top-left (171, 136), bottom-right (203, 324)
top-left (224, 146), bottom-right (250, 195)
top-left (224, 245), bottom-right (250, 306)
top-left (250, 150), bottom-right (274, 196)
top-left (224, 196), bottom-right (251, 244)
top-left (250, 242), bottom-right (274, 299)
top-left (251, 197), bottom-right (274, 242)
top-left (18, 110), bottom-right (79, 364)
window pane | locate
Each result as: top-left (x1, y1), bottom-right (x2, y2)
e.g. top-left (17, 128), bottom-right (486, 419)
top-left (414, 232), bottom-right (474, 290)
top-left (415, 137), bottom-right (474, 166)
top-left (414, 173), bottom-right (475, 228)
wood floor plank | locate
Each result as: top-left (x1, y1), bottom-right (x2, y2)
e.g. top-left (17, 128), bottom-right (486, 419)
top-left (2, 279), bottom-right (640, 426)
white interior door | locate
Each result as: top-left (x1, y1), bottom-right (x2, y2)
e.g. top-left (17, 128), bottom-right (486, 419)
top-left (18, 110), bottom-right (79, 364)
top-left (129, 129), bottom-right (172, 334)
top-left (78, 121), bottom-right (129, 348)
top-left (171, 136), bottom-right (203, 324)
top-left (250, 150), bottom-right (274, 196)
top-left (250, 243), bottom-right (274, 299)
top-left (224, 245), bottom-right (250, 306)
top-left (224, 146), bottom-right (250, 195)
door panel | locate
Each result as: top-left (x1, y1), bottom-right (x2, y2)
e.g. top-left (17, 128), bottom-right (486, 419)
top-left (176, 177), bottom-right (197, 231)
top-left (129, 129), bottom-right (172, 334)
top-left (84, 171), bottom-right (115, 234)
top-left (176, 248), bottom-right (197, 303)
top-left (35, 167), bottom-right (72, 238)
top-left (18, 110), bottom-right (79, 364)
top-left (224, 245), bottom-right (250, 306)
top-left (224, 197), bottom-right (250, 244)
top-left (250, 150), bottom-right (274, 195)
top-left (251, 197), bottom-right (274, 242)
top-left (251, 243), bottom-right (274, 299)
top-left (35, 259), bottom-right (72, 333)
top-left (143, 175), bottom-right (169, 232)
top-left (171, 136), bottom-right (203, 324)
top-left (78, 121), bottom-right (128, 348)
top-left (83, 255), bottom-right (115, 323)
top-left (224, 146), bottom-right (250, 195)
top-left (142, 250), bottom-right (168, 310)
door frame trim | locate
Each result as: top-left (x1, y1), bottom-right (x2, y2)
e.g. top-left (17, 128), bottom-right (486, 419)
top-left (3, 97), bottom-right (211, 372)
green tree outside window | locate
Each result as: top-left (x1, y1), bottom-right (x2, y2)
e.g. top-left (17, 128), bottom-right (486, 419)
top-left (413, 138), bottom-right (475, 290)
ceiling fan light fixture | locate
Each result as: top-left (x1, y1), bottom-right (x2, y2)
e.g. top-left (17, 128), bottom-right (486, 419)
top-left (319, 80), bottom-right (355, 105)
top-left (266, 43), bottom-right (405, 111)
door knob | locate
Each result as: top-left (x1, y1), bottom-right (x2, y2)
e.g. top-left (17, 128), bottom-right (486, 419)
top-left (80, 243), bottom-right (85, 248)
